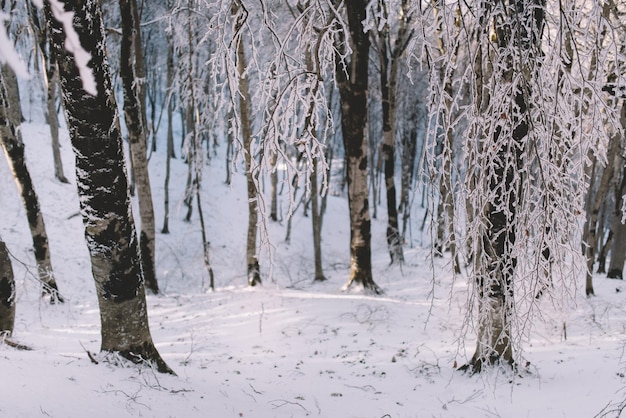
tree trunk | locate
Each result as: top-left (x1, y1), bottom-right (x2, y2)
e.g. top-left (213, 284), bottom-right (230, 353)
top-left (0, 65), bottom-right (63, 303)
top-left (46, 0), bottom-right (171, 373)
top-left (233, 0), bottom-right (261, 286)
top-left (336, 1), bottom-right (380, 294)
top-left (311, 156), bottom-right (326, 282)
top-left (46, 67), bottom-right (69, 183)
top-left (27, 2), bottom-right (69, 184)
top-left (582, 131), bottom-right (619, 295)
top-left (162, 17), bottom-right (175, 234)
top-left (119, 0), bottom-right (158, 294)
top-left (608, 222), bottom-right (626, 279)
top-left (270, 150), bottom-right (278, 222)
top-left (0, 241), bottom-right (15, 337)
top-left (463, 0), bottom-right (542, 372)
top-left (608, 107), bottom-right (626, 279)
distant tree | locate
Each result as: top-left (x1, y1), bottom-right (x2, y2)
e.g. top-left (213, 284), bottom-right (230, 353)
top-left (0, 64), bottom-right (63, 303)
top-left (370, 0), bottom-right (414, 265)
top-left (26, 2), bottom-right (69, 184)
top-left (45, 0), bottom-right (171, 373)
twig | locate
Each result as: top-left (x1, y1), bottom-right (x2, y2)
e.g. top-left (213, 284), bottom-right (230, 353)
top-left (80, 341), bottom-right (99, 364)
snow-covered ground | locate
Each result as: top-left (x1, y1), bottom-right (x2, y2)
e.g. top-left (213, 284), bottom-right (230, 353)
top-left (1, 120), bottom-right (625, 418)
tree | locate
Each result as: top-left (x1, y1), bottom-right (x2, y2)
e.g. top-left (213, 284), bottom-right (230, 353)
top-left (45, 0), bottom-right (171, 373)
top-left (26, 2), bottom-right (69, 184)
top-left (0, 64), bottom-right (63, 303)
top-left (0, 241), bottom-right (15, 337)
top-left (119, 0), bottom-right (159, 294)
top-left (232, 0), bottom-right (261, 286)
top-left (370, 0), bottom-right (414, 265)
top-left (335, 0), bottom-right (381, 293)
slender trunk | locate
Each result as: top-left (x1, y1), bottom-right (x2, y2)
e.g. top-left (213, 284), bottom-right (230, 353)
top-left (377, 13), bottom-right (403, 265)
top-left (582, 131), bottom-right (619, 295)
top-left (270, 150), bottom-right (278, 221)
top-left (119, 0), bottom-right (158, 294)
top-left (233, 0), bottom-right (261, 286)
top-left (311, 157), bottom-right (326, 281)
top-left (162, 24), bottom-right (174, 234)
top-left (607, 107), bottom-right (626, 279)
top-left (336, 1), bottom-right (380, 294)
top-left (196, 188), bottom-right (215, 291)
top-left (0, 65), bottom-right (63, 303)
top-left (47, 0), bottom-right (171, 373)
top-left (0, 241), bottom-right (15, 336)
top-left (46, 67), bottom-right (68, 183)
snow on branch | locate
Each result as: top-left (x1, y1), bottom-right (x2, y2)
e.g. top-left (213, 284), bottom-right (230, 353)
top-left (47, 0), bottom-right (97, 96)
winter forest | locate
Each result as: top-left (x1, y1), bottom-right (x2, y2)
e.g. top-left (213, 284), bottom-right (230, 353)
top-left (1, 0), bottom-right (626, 416)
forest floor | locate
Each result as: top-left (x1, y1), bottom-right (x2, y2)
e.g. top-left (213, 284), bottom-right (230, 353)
top-left (1, 121), bottom-right (625, 417)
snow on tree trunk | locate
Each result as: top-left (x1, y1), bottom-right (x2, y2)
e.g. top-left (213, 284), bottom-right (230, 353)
top-left (337, 1), bottom-right (381, 294)
top-left (119, 0), bottom-right (159, 294)
top-left (46, 0), bottom-right (171, 373)
top-left (461, 0), bottom-right (542, 372)
top-left (0, 241), bottom-right (15, 337)
top-left (0, 65), bottom-right (63, 304)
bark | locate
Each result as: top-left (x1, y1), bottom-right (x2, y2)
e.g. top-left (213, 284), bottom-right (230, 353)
top-left (0, 242), bottom-right (15, 336)
top-left (27, 2), bottom-right (69, 183)
top-left (607, 110), bottom-right (626, 279)
top-left (336, 0), bottom-right (381, 293)
top-left (270, 150), bottom-right (278, 222)
top-left (311, 157), bottom-right (326, 282)
top-left (233, 0), bottom-right (261, 286)
top-left (46, 67), bottom-right (69, 183)
top-left (119, 0), bottom-right (158, 294)
top-left (162, 19), bottom-right (175, 234)
top-left (399, 108), bottom-right (418, 243)
top-left (608, 223), bottom-right (626, 279)
top-left (0, 65), bottom-right (63, 303)
top-left (582, 131), bottom-right (619, 295)
top-left (463, 0), bottom-right (543, 372)
top-left (46, 0), bottom-right (171, 373)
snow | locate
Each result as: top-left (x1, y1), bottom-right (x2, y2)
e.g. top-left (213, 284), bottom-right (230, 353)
top-left (48, 0), bottom-right (97, 96)
top-left (0, 12), bottom-right (29, 79)
top-left (1, 120), bottom-right (625, 418)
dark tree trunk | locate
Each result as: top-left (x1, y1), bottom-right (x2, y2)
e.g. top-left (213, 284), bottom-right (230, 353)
top-left (0, 65), bottom-right (63, 303)
top-left (463, 0), bottom-right (544, 373)
top-left (607, 108), bottom-right (626, 279)
top-left (46, 0), bottom-right (171, 373)
top-left (336, 1), bottom-right (381, 293)
top-left (0, 241), bottom-right (15, 337)
top-left (119, 0), bottom-right (158, 294)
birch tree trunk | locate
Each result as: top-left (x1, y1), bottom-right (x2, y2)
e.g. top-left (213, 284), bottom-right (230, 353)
top-left (336, 1), bottom-right (380, 293)
top-left (0, 241), bottom-right (15, 337)
top-left (27, 2), bottom-right (69, 183)
top-left (0, 65), bottom-right (63, 303)
top-left (233, 0), bottom-right (261, 286)
top-left (161, 13), bottom-right (175, 234)
top-left (463, 0), bottom-right (543, 372)
top-left (46, 0), bottom-right (171, 373)
top-left (119, 0), bottom-right (158, 294)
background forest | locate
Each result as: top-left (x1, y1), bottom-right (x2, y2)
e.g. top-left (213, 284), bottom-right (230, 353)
top-left (1, 0), bottom-right (626, 417)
